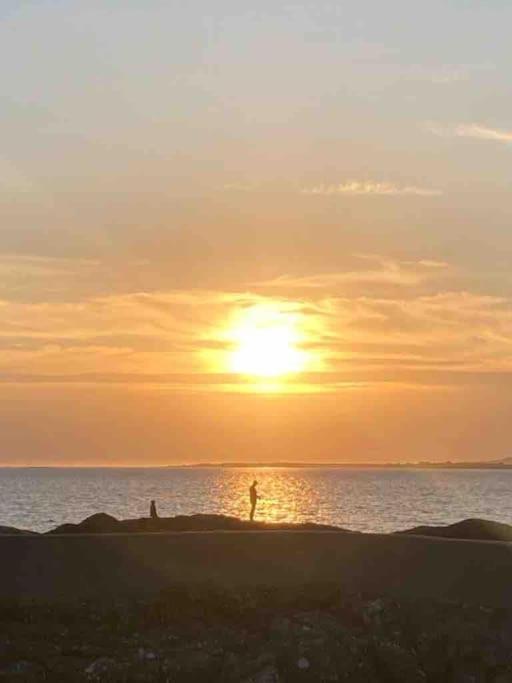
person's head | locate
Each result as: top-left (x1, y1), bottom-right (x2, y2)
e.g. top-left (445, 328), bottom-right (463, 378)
top-left (151, 499), bottom-right (155, 505)
top-left (252, 480), bottom-right (257, 487)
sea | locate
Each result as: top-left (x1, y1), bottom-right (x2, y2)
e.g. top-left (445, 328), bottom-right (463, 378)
top-left (1, 467), bottom-right (512, 534)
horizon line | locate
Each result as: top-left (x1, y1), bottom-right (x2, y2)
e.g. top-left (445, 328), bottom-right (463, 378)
top-left (1, 458), bottom-right (511, 469)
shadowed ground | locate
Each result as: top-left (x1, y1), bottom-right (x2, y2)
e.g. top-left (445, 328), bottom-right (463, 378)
top-left (396, 517), bottom-right (512, 541)
top-left (3, 525), bottom-right (512, 606)
top-left (45, 512), bottom-right (341, 535)
top-left (4, 516), bottom-right (512, 680)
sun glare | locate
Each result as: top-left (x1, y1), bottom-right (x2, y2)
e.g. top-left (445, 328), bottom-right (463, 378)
top-left (228, 305), bottom-right (309, 378)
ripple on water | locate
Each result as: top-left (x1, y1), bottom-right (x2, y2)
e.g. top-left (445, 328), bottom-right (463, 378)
top-left (1, 467), bottom-right (512, 533)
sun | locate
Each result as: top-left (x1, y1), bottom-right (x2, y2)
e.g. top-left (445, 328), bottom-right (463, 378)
top-left (228, 304), bottom-right (308, 378)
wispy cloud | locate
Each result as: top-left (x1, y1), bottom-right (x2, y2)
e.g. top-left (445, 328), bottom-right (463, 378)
top-left (428, 68), bottom-right (467, 85)
top-left (0, 253), bottom-right (110, 303)
top-left (301, 181), bottom-right (442, 197)
top-left (222, 182), bottom-right (258, 192)
top-left (427, 122), bottom-right (512, 144)
top-left (2, 256), bottom-right (512, 389)
top-left (254, 256), bottom-right (450, 290)
top-left (454, 124), bottom-right (512, 144)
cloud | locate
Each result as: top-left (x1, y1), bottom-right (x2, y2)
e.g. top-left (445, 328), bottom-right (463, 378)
top-left (0, 288), bottom-right (293, 378)
top-left (454, 124), bottom-right (512, 144)
top-left (0, 253), bottom-right (108, 303)
top-left (415, 260), bottom-right (449, 269)
top-left (428, 68), bottom-right (467, 84)
top-left (1, 255), bottom-right (512, 389)
top-left (301, 181), bottom-right (442, 197)
top-left (427, 122), bottom-right (512, 144)
top-left (222, 182), bottom-right (258, 191)
top-left (317, 290), bottom-right (512, 367)
top-left (0, 253), bottom-right (100, 273)
top-left (254, 256), bottom-right (450, 290)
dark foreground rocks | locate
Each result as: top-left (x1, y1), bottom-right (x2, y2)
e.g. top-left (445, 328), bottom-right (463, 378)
top-left (47, 512), bottom-right (342, 535)
top-left (0, 526), bottom-right (36, 536)
top-left (3, 513), bottom-right (512, 541)
top-left (0, 513), bottom-right (342, 536)
top-left (2, 585), bottom-right (512, 682)
top-left (397, 518), bottom-right (512, 542)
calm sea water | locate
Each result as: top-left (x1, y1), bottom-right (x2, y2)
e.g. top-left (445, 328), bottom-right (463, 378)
top-left (1, 467), bottom-right (512, 534)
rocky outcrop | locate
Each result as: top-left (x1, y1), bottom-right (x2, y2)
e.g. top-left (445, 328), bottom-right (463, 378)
top-left (3, 587), bottom-right (512, 681)
top-left (396, 517), bottom-right (512, 542)
top-left (46, 512), bottom-right (343, 535)
top-left (48, 512), bottom-right (121, 535)
top-left (4, 513), bottom-right (512, 539)
top-left (0, 525), bottom-right (38, 535)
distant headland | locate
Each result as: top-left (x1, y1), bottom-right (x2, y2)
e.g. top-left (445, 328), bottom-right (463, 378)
top-left (178, 457), bottom-right (512, 469)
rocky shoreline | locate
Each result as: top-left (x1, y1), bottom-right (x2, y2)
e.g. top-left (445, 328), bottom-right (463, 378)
top-left (0, 512), bottom-right (341, 537)
top-left (2, 584), bottom-right (512, 681)
top-left (3, 515), bottom-right (512, 680)
top-left (3, 512), bottom-right (512, 541)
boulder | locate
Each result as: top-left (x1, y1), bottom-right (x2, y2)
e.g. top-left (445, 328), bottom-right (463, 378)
top-left (0, 525), bottom-right (38, 535)
top-left (46, 512), bottom-right (344, 535)
top-left (48, 512), bottom-right (122, 535)
top-left (396, 518), bottom-right (512, 542)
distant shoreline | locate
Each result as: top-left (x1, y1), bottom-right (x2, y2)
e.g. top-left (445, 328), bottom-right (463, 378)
top-left (2, 460), bottom-right (512, 469)
top-left (180, 460), bottom-right (512, 470)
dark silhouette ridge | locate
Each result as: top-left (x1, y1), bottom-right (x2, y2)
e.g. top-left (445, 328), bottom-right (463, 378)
top-left (396, 518), bottom-right (512, 542)
top-left (48, 512), bottom-right (121, 535)
top-left (45, 512), bottom-right (343, 535)
top-left (4, 514), bottom-right (512, 540)
top-left (0, 525), bottom-right (37, 536)
top-left (181, 458), bottom-right (512, 469)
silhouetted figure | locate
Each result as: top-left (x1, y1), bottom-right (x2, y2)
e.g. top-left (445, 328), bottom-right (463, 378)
top-left (249, 480), bottom-right (259, 521)
top-left (150, 500), bottom-right (158, 520)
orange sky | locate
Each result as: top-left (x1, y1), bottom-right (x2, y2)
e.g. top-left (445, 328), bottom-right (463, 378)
top-left (1, 1), bottom-right (512, 464)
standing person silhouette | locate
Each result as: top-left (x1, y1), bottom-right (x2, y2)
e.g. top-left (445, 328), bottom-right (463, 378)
top-left (150, 500), bottom-right (158, 520)
top-left (249, 480), bottom-right (259, 521)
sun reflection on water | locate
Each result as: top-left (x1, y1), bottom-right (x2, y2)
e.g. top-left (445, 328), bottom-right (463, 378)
top-left (216, 467), bottom-right (320, 525)
top-left (5, 466), bottom-right (512, 535)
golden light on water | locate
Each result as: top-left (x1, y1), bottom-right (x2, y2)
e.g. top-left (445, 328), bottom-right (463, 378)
top-left (227, 303), bottom-right (310, 379)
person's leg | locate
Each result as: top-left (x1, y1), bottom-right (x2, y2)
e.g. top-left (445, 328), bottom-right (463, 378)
top-left (250, 502), bottom-right (256, 521)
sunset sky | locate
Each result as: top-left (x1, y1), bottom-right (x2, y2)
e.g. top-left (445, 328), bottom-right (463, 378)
top-left (1, 1), bottom-right (512, 464)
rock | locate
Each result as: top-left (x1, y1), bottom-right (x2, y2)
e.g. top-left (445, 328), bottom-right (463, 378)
top-left (235, 653), bottom-right (280, 683)
top-left (396, 518), bottom-right (512, 542)
top-left (220, 652), bottom-right (242, 679)
top-left (45, 511), bottom-right (344, 535)
top-left (137, 647), bottom-right (157, 661)
top-left (179, 648), bottom-right (215, 675)
top-left (494, 675), bottom-right (512, 683)
top-left (298, 610), bottom-right (341, 636)
top-left (85, 656), bottom-right (116, 678)
top-left (366, 598), bottom-right (386, 614)
top-left (373, 640), bottom-right (426, 683)
top-left (0, 660), bottom-right (43, 678)
top-left (364, 598), bottom-right (387, 624)
top-left (297, 657), bottom-right (310, 670)
top-left (50, 513), bottom-right (122, 535)
top-left (0, 525), bottom-right (37, 535)
top-left (270, 616), bottom-right (293, 637)
top-left (242, 664), bottom-right (281, 683)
